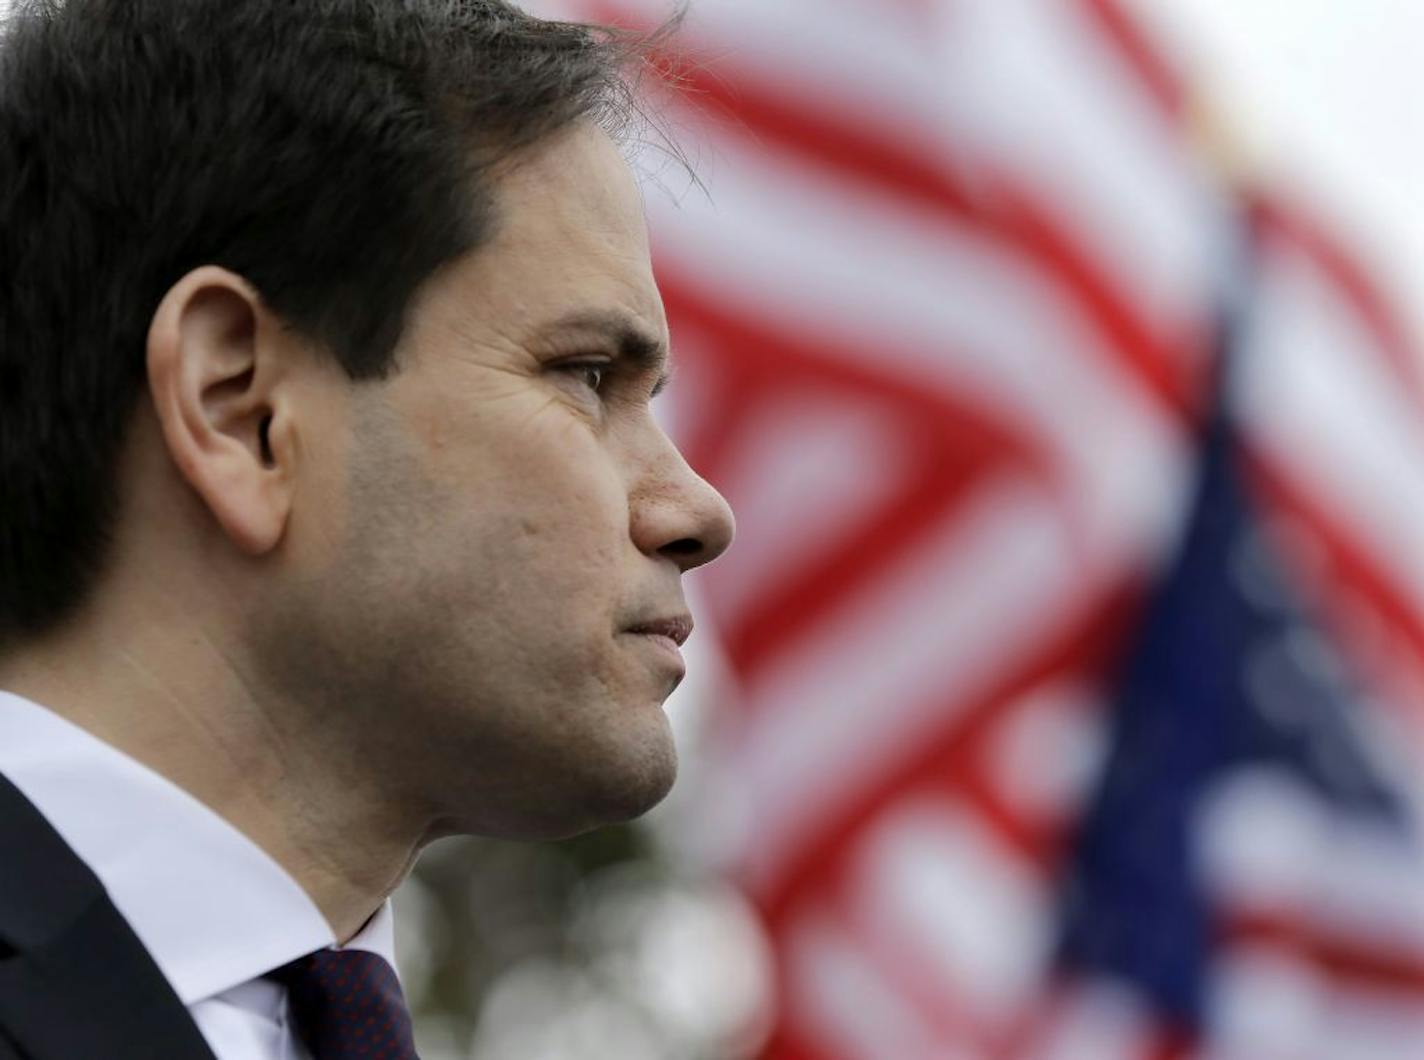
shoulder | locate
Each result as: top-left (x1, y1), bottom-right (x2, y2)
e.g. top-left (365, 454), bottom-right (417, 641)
top-left (0, 771), bottom-right (216, 1060)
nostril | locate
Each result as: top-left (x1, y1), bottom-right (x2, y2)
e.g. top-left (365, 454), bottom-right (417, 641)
top-left (659, 537), bottom-right (702, 558)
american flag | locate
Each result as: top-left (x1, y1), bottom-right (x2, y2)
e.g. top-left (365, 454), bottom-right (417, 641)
top-left (527, 0), bottom-right (1424, 1055)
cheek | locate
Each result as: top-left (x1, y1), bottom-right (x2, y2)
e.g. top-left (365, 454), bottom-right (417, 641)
top-left (499, 413), bottom-right (628, 523)
top-left (498, 458), bottom-right (628, 588)
top-left (443, 466), bottom-right (634, 699)
top-left (449, 420), bottom-right (632, 597)
top-left (369, 386), bottom-right (634, 615)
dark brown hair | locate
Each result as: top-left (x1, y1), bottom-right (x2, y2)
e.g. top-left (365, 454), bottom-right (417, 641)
top-left (0, 0), bottom-right (662, 640)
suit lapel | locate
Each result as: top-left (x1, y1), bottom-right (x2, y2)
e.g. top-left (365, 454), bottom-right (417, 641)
top-left (0, 772), bottom-right (216, 1060)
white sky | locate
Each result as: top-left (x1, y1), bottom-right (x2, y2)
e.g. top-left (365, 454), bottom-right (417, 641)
top-left (1123, 0), bottom-right (1424, 359)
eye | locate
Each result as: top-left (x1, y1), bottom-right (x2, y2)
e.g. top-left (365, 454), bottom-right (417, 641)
top-left (578, 364), bottom-right (606, 391)
top-left (562, 361), bottom-right (608, 394)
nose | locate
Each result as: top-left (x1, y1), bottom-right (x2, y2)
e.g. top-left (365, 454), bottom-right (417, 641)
top-left (630, 433), bottom-right (735, 573)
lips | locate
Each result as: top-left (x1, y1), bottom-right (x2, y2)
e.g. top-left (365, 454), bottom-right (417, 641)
top-left (626, 614), bottom-right (694, 646)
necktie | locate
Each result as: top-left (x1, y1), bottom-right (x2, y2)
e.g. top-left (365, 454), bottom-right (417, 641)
top-left (270, 948), bottom-right (420, 1059)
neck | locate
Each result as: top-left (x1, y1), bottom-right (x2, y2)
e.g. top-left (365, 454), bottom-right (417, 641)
top-left (0, 597), bottom-right (427, 943)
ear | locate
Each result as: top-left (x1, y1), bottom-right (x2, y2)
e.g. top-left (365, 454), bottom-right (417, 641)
top-left (146, 266), bottom-right (296, 555)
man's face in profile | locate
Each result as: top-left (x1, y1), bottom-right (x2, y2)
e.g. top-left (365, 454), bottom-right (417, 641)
top-left (253, 123), bottom-right (734, 840)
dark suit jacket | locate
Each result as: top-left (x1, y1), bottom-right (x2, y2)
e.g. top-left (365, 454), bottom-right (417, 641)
top-left (0, 770), bottom-right (217, 1059)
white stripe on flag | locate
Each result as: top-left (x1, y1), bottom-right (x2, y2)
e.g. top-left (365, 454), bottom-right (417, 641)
top-left (847, 795), bottom-right (1055, 1026)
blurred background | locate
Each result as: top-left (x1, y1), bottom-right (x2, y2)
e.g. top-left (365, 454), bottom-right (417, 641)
top-left (395, 2), bottom-right (1424, 1058)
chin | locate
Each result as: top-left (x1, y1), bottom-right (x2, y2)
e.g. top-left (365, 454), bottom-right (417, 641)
top-left (540, 744), bottom-right (678, 839)
top-left (464, 720), bottom-right (680, 841)
top-left (487, 783), bottom-right (677, 842)
top-left (587, 747), bottom-right (679, 824)
top-left (574, 693), bottom-right (680, 817)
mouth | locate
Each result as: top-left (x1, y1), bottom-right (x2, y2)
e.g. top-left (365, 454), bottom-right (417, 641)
top-left (625, 614), bottom-right (694, 646)
top-left (623, 614), bottom-right (693, 683)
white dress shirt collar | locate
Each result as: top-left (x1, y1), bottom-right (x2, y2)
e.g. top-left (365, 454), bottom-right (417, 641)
top-left (0, 690), bottom-right (396, 1006)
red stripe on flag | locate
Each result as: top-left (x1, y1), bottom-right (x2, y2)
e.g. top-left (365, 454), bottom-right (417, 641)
top-left (1075, 0), bottom-right (1187, 121)
top-left (1249, 193), bottom-right (1424, 412)
top-left (760, 1022), bottom-right (837, 1060)
top-left (1224, 910), bottom-right (1424, 996)
top-left (663, 58), bottom-right (979, 221)
top-left (992, 177), bottom-right (1209, 420)
top-left (584, 0), bottom-right (981, 221)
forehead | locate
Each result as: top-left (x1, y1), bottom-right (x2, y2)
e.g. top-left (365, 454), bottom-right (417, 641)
top-left (416, 122), bottom-right (665, 346)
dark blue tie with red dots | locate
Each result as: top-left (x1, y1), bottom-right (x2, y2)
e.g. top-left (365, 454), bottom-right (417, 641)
top-left (270, 948), bottom-right (420, 1059)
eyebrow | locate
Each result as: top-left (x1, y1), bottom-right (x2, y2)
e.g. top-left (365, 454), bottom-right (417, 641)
top-left (542, 309), bottom-right (672, 396)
